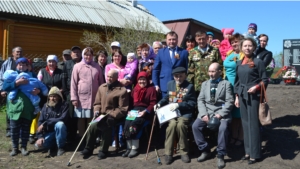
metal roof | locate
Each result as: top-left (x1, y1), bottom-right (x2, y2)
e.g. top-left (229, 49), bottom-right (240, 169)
top-left (0, 0), bottom-right (170, 33)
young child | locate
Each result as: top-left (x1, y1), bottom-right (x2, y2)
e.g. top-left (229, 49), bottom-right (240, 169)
top-left (243, 23), bottom-right (258, 43)
top-left (3, 70), bottom-right (48, 115)
top-left (210, 39), bottom-right (221, 48)
top-left (219, 28), bottom-right (234, 60)
top-left (124, 53), bottom-right (138, 92)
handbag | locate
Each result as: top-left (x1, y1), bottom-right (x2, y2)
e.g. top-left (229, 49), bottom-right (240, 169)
top-left (259, 82), bottom-right (272, 126)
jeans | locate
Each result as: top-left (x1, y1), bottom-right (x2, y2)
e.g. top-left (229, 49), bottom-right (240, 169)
top-left (43, 121), bottom-right (67, 149)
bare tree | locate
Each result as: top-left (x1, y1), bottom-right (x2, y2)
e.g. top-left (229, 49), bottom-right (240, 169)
top-left (80, 17), bottom-right (165, 55)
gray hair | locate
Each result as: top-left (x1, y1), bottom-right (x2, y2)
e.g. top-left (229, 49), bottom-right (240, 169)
top-left (12, 46), bottom-right (22, 52)
top-left (108, 69), bottom-right (119, 78)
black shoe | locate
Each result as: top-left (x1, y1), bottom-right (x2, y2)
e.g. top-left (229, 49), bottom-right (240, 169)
top-left (164, 155), bottom-right (173, 165)
top-left (217, 154), bottom-right (225, 169)
top-left (81, 148), bottom-right (93, 158)
top-left (95, 137), bottom-right (100, 144)
top-left (241, 155), bottom-right (250, 161)
top-left (197, 150), bottom-right (211, 162)
top-left (128, 149), bottom-right (139, 158)
top-left (6, 131), bottom-right (11, 137)
top-left (57, 148), bottom-right (65, 156)
top-left (248, 159), bottom-right (257, 165)
top-left (122, 149), bottom-right (131, 157)
top-left (181, 154), bottom-right (191, 163)
top-left (98, 151), bottom-right (107, 160)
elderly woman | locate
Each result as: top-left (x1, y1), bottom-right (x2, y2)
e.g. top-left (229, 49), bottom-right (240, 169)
top-left (152, 41), bottom-right (162, 55)
top-left (234, 37), bottom-right (268, 164)
top-left (223, 33), bottom-right (244, 147)
top-left (122, 71), bottom-right (157, 158)
top-left (71, 47), bottom-right (104, 137)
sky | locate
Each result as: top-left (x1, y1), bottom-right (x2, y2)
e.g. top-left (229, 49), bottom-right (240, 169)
top-left (139, 1), bottom-right (300, 55)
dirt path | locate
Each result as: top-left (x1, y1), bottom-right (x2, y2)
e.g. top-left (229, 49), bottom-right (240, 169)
top-left (0, 84), bottom-right (299, 169)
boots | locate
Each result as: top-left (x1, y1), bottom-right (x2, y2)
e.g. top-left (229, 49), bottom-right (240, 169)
top-left (128, 139), bottom-right (139, 158)
top-left (10, 148), bottom-right (18, 156)
top-left (122, 140), bottom-right (132, 157)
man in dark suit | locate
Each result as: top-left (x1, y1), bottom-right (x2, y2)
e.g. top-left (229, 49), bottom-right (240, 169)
top-left (192, 63), bottom-right (234, 169)
top-left (152, 31), bottom-right (189, 98)
top-left (155, 67), bottom-right (196, 165)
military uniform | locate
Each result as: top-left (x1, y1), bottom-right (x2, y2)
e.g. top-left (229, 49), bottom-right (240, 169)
top-left (187, 46), bottom-right (222, 93)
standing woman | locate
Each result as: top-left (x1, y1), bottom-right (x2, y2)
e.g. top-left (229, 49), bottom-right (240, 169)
top-left (71, 47), bottom-right (104, 138)
top-left (223, 33), bottom-right (244, 147)
top-left (234, 37), bottom-right (268, 164)
top-left (255, 34), bottom-right (273, 78)
top-left (95, 50), bottom-right (108, 82)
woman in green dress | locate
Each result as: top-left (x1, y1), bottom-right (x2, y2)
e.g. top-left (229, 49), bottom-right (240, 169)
top-left (223, 33), bottom-right (244, 147)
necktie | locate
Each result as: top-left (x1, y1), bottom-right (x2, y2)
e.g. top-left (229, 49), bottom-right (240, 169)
top-left (170, 48), bottom-right (175, 64)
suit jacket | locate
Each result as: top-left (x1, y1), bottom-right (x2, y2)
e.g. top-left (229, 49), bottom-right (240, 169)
top-left (158, 80), bottom-right (196, 119)
top-left (152, 47), bottom-right (188, 93)
top-left (197, 79), bottom-right (234, 121)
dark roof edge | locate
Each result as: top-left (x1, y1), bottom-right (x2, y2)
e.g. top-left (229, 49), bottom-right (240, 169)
top-left (162, 18), bottom-right (221, 33)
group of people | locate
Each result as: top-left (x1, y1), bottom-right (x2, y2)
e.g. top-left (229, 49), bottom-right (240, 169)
top-left (0, 22), bottom-right (273, 168)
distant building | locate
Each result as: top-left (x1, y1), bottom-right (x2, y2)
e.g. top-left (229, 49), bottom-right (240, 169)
top-left (0, 0), bottom-right (169, 61)
top-left (163, 18), bottom-right (222, 48)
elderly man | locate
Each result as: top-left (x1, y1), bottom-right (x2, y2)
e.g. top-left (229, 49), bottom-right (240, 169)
top-left (155, 67), bottom-right (196, 164)
top-left (81, 69), bottom-right (129, 160)
top-left (35, 86), bottom-right (69, 156)
top-left (57, 49), bottom-right (71, 70)
top-left (0, 46), bottom-right (25, 137)
top-left (192, 63), bottom-right (234, 169)
top-left (152, 41), bottom-right (163, 55)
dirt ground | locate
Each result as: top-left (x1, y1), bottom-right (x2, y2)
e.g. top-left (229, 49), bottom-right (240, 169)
top-left (0, 84), bottom-right (299, 169)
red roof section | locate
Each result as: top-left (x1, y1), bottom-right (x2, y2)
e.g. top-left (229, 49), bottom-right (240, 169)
top-left (164, 21), bottom-right (190, 46)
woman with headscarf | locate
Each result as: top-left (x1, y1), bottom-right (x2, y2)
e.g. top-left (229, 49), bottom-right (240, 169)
top-left (70, 47), bottom-right (104, 138)
top-left (122, 71), bottom-right (157, 158)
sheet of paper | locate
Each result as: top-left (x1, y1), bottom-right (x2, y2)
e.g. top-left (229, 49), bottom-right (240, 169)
top-left (126, 110), bottom-right (139, 120)
top-left (156, 104), bottom-right (181, 124)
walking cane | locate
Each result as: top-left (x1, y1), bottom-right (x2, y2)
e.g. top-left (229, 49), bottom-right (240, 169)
top-left (67, 116), bottom-right (96, 166)
top-left (145, 113), bottom-right (157, 160)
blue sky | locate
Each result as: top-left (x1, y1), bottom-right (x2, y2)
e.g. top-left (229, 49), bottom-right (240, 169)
top-left (140, 1), bottom-right (300, 55)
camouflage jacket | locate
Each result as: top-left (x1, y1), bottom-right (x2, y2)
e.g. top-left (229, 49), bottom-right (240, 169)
top-left (187, 46), bottom-right (222, 92)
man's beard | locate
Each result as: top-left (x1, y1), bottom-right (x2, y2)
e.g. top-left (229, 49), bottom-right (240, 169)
top-left (48, 100), bottom-right (57, 107)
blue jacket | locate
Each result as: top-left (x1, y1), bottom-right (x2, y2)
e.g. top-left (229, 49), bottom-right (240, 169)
top-left (0, 57), bottom-right (16, 91)
top-left (152, 47), bottom-right (188, 93)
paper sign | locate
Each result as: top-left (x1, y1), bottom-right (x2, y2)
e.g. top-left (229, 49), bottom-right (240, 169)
top-left (126, 110), bottom-right (139, 121)
top-left (156, 104), bottom-right (181, 124)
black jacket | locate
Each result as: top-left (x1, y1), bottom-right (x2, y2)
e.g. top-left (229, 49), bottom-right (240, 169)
top-left (62, 60), bottom-right (76, 96)
top-left (255, 47), bottom-right (273, 67)
top-left (37, 101), bottom-right (69, 139)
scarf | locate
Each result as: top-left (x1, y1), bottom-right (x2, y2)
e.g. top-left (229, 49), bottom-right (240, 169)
top-left (133, 71), bottom-right (149, 103)
top-left (81, 48), bottom-right (92, 65)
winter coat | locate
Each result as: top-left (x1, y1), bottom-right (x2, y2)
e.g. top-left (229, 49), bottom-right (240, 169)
top-left (70, 61), bottom-right (104, 109)
top-left (0, 57), bottom-right (16, 91)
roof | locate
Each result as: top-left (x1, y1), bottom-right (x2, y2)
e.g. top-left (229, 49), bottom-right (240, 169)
top-left (0, 0), bottom-right (170, 33)
top-left (163, 18), bottom-right (221, 33)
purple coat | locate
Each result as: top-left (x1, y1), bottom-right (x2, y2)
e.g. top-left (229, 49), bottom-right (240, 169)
top-left (70, 61), bottom-right (104, 109)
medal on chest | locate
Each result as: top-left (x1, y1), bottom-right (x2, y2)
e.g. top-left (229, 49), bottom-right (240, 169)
top-left (169, 88), bottom-right (188, 103)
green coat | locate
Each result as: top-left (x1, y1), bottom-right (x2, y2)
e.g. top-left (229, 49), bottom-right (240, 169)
top-left (7, 91), bottom-right (35, 121)
top-left (187, 46), bottom-right (223, 92)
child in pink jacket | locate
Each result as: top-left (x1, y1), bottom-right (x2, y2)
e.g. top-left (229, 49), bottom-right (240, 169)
top-left (219, 28), bottom-right (234, 60)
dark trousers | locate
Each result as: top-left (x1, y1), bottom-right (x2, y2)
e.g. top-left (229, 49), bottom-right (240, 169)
top-left (239, 95), bottom-right (261, 159)
top-left (192, 118), bottom-right (229, 155)
top-left (85, 122), bottom-right (112, 152)
top-left (66, 94), bottom-right (77, 142)
top-left (6, 114), bottom-right (10, 133)
top-left (10, 118), bottom-right (31, 148)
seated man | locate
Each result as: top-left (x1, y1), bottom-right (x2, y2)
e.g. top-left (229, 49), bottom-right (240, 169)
top-left (35, 86), bottom-right (69, 156)
top-left (192, 63), bottom-right (234, 169)
top-left (155, 67), bottom-right (196, 164)
top-left (81, 69), bottom-right (129, 160)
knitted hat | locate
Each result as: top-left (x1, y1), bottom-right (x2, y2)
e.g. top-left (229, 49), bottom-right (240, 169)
top-left (221, 28), bottom-right (234, 37)
top-left (47, 55), bottom-right (58, 63)
top-left (248, 23), bottom-right (257, 32)
top-left (127, 53), bottom-right (136, 59)
top-left (3, 70), bottom-right (18, 82)
top-left (48, 86), bottom-right (64, 101)
top-left (16, 57), bottom-right (28, 65)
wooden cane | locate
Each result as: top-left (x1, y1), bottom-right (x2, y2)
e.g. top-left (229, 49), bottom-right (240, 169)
top-left (67, 116), bottom-right (96, 166)
top-left (145, 113), bottom-right (157, 160)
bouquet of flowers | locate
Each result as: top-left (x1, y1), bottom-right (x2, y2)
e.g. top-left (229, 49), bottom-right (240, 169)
top-left (282, 66), bottom-right (298, 85)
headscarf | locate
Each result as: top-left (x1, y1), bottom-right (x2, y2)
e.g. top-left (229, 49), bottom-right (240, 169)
top-left (133, 71), bottom-right (149, 103)
top-left (81, 47), bottom-right (92, 64)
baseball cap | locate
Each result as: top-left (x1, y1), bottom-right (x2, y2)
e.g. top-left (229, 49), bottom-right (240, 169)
top-left (71, 46), bottom-right (81, 51)
top-left (111, 41), bottom-right (120, 48)
top-left (63, 49), bottom-right (71, 55)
